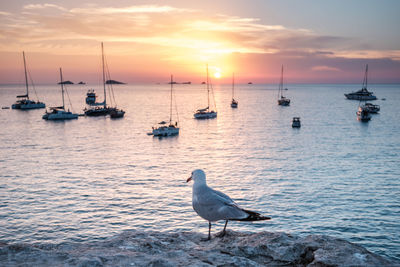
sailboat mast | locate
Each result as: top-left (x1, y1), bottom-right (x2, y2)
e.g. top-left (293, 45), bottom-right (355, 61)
top-left (206, 64), bottom-right (209, 109)
top-left (101, 42), bottom-right (106, 108)
top-left (59, 68), bottom-right (65, 109)
top-left (365, 64), bottom-right (368, 89)
top-left (23, 51), bottom-right (29, 99)
top-left (170, 75), bottom-right (173, 124)
top-left (280, 65), bottom-right (284, 98)
top-left (232, 72), bottom-right (235, 99)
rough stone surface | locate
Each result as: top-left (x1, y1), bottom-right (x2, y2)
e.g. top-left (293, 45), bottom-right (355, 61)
top-left (0, 230), bottom-right (396, 266)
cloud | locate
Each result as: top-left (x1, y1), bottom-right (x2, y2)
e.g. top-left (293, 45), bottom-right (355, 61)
top-left (70, 5), bottom-right (192, 15)
top-left (2, 2), bottom-right (397, 63)
top-left (23, 4), bottom-right (67, 11)
top-left (312, 65), bottom-right (342, 72)
top-left (331, 50), bottom-right (400, 61)
top-left (0, 11), bottom-right (11, 16)
top-left (1, 3), bottom-right (399, 84)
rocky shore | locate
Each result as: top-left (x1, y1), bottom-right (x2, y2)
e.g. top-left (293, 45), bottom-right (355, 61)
top-left (0, 230), bottom-right (396, 266)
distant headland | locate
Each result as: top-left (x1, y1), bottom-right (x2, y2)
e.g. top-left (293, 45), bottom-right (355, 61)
top-left (106, 80), bottom-right (125, 84)
top-left (58, 81), bottom-right (74, 85)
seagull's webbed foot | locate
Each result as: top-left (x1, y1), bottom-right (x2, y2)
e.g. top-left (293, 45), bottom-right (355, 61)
top-left (216, 220), bottom-right (228, 238)
top-left (215, 231), bottom-right (226, 238)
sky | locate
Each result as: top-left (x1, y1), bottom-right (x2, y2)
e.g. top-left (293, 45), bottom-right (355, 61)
top-left (0, 0), bottom-right (399, 84)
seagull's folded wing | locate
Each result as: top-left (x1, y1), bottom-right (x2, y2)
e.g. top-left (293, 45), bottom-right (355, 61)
top-left (193, 186), bottom-right (248, 221)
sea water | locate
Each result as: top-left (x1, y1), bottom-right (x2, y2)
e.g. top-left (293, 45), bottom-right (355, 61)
top-left (0, 83), bottom-right (399, 262)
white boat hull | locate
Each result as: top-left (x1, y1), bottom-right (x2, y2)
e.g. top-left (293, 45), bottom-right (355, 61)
top-left (194, 111), bottom-right (217, 119)
top-left (43, 110), bottom-right (78, 120)
top-left (152, 126), bottom-right (180, 136)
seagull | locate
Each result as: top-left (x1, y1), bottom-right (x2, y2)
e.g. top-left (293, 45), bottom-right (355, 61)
top-left (187, 169), bottom-right (271, 240)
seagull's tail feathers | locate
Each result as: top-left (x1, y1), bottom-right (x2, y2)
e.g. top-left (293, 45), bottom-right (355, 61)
top-left (233, 209), bottom-right (271, 221)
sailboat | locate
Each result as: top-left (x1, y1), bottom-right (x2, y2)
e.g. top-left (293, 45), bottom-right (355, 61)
top-left (151, 75), bottom-right (180, 137)
top-left (12, 52), bottom-right (46, 110)
top-left (230, 73), bottom-right (238, 108)
top-left (42, 68), bottom-right (78, 120)
top-left (345, 64), bottom-right (377, 100)
top-left (277, 65), bottom-right (290, 106)
top-left (194, 65), bottom-right (217, 119)
top-left (84, 42), bottom-right (123, 117)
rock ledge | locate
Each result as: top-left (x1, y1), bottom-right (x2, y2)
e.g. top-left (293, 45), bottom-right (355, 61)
top-left (0, 230), bottom-right (396, 266)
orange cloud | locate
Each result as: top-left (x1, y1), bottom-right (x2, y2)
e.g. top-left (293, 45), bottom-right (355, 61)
top-left (0, 3), bottom-right (399, 83)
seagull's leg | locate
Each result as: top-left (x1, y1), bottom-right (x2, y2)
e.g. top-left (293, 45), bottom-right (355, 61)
top-left (201, 222), bottom-right (212, 241)
top-left (208, 221), bottom-right (211, 240)
top-left (222, 220), bottom-right (228, 235)
top-left (216, 220), bottom-right (228, 237)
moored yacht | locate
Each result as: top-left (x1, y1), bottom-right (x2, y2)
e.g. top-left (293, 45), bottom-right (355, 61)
top-left (194, 65), bottom-right (217, 119)
top-left (230, 73), bottom-right (238, 108)
top-left (43, 68), bottom-right (78, 120)
top-left (152, 121), bottom-right (180, 136)
top-left (151, 75), bottom-right (180, 137)
top-left (345, 65), bottom-right (377, 100)
top-left (277, 65), bottom-right (290, 106)
top-left (84, 43), bottom-right (124, 117)
top-left (12, 52), bottom-right (45, 110)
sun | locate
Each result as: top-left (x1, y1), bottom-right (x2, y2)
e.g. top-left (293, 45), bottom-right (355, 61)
top-left (214, 72), bottom-right (221, 79)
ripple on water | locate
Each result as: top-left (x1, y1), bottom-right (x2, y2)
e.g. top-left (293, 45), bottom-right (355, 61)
top-left (0, 84), bottom-right (399, 261)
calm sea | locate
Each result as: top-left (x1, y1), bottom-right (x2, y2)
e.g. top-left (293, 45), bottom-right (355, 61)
top-left (0, 83), bottom-right (399, 262)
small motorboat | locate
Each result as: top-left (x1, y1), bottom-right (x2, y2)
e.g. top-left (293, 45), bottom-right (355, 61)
top-left (362, 103), bottom-right (380, 113)
top-left (356, 106), bottom-right (371, 122)
top-left (292, 117), bottom-right (301, 128)
top-left (85, 89), bottom-right (97, 104)
top-left (110, 108), bottom-right (125, 118)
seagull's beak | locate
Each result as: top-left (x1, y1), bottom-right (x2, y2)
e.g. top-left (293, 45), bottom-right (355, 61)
top-left (186, 176), bottom-right (192, 182)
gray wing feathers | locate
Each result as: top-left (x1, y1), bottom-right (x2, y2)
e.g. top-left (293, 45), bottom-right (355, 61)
top-left (193, 186), bottom-right (248, 221)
